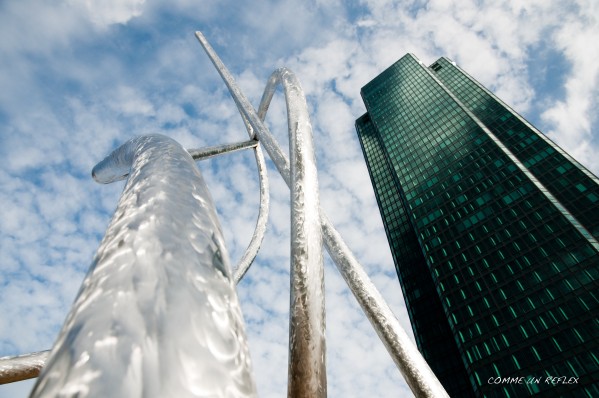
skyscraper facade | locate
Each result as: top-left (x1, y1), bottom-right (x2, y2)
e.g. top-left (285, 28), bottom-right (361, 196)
top-left (355, 54), bottom-right (599, 397)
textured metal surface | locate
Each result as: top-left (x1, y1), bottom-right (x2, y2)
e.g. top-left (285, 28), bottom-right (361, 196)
top-left (272, 68), bottom-right (326, 398)
top-left (195, 32), bottom-right (327, 398)
top-left (31, 134), bottom-right (256, 397)
top-left (0, 351), bottom-right (49, 385)
top-left (2, 32), bottom-right (448, 397)
top-left (196, 31), bottom-right (448, 398)
top-left (91, 127), bottom-right (270, 283)
top-left (0, 138), bottom-right (263, 389)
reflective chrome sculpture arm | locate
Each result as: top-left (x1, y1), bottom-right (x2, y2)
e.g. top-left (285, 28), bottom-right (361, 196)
top-left (194, 33), bottom-right (291, 183)
top-left (320, 215), bottom-right (447, 397)
top-left (30, 134), bottom-right (257, 398)
top-left (196, 31), bottom-right (448, 398)
top-left (266, 68), bottom-right (327, 398)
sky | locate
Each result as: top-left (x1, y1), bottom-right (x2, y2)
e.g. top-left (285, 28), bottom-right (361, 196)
top-left (1, 0), bottom-right (598, 397)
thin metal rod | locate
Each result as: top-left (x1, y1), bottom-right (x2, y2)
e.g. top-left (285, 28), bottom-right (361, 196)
top-left (189, 139), bottom-right (258, 160)
top-left (31, 134), bottom-right (257, 397)
top-left (0, 351), bottom-right (49, 385)
top-left (196, 30), bottom-right (449, 398)
top-left (194, 32), bottom-right (327, 398)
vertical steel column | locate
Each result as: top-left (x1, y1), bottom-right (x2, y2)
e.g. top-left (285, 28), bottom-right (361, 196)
top-left (30, 134), bottom-right (256, 398)
top-left (278, 67), bottom-right (327, 398)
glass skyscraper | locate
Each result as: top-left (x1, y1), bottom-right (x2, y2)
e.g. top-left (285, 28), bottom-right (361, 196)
top-left (355, 54), bottom-right (599, 397)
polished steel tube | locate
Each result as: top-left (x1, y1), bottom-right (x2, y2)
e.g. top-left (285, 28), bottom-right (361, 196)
top-left (271, 68), bottom-right (327, 398)
top-left (259, 92), bottom-right (448, 396)
top-left (30, 134), bottom-right (257, 397)
top-left (0, 351), bottom-right (49, 385)
top-left (0, 137), bottom-right (264, 389)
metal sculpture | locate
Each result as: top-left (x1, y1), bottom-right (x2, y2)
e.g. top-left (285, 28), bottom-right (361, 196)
top-left (30, 135), bottom-right (256, 397)
top-left (195, 31), bottom-right (448, 398)
top-left (0, 32), bottom-right (448, 398)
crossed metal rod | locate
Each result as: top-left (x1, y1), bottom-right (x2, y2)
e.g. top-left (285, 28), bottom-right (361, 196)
top-left (0, 32), bottom-right (448, 398)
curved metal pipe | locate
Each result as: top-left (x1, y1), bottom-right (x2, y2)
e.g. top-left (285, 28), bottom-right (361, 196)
top-left (183, 131), bottom-right (269, 283)
top-left (232, 116), bottom-right (270, 284)
top-left (196, 31), bottom-right (448, 398)
top-left (31, 134), bottom-right (257, 397)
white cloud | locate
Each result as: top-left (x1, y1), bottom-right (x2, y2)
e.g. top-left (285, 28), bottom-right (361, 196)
top-left (76, 0), bottom-right (146, 27)
top-left (0, 2), bottom-right (86, 55)
top-left (111, 86), bottom-right (156, 116)
top-left (541, 0), bottom-right (599, 170)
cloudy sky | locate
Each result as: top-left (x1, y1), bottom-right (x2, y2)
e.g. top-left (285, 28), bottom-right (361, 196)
top-left (1, 0), bottom-right (598, 396)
